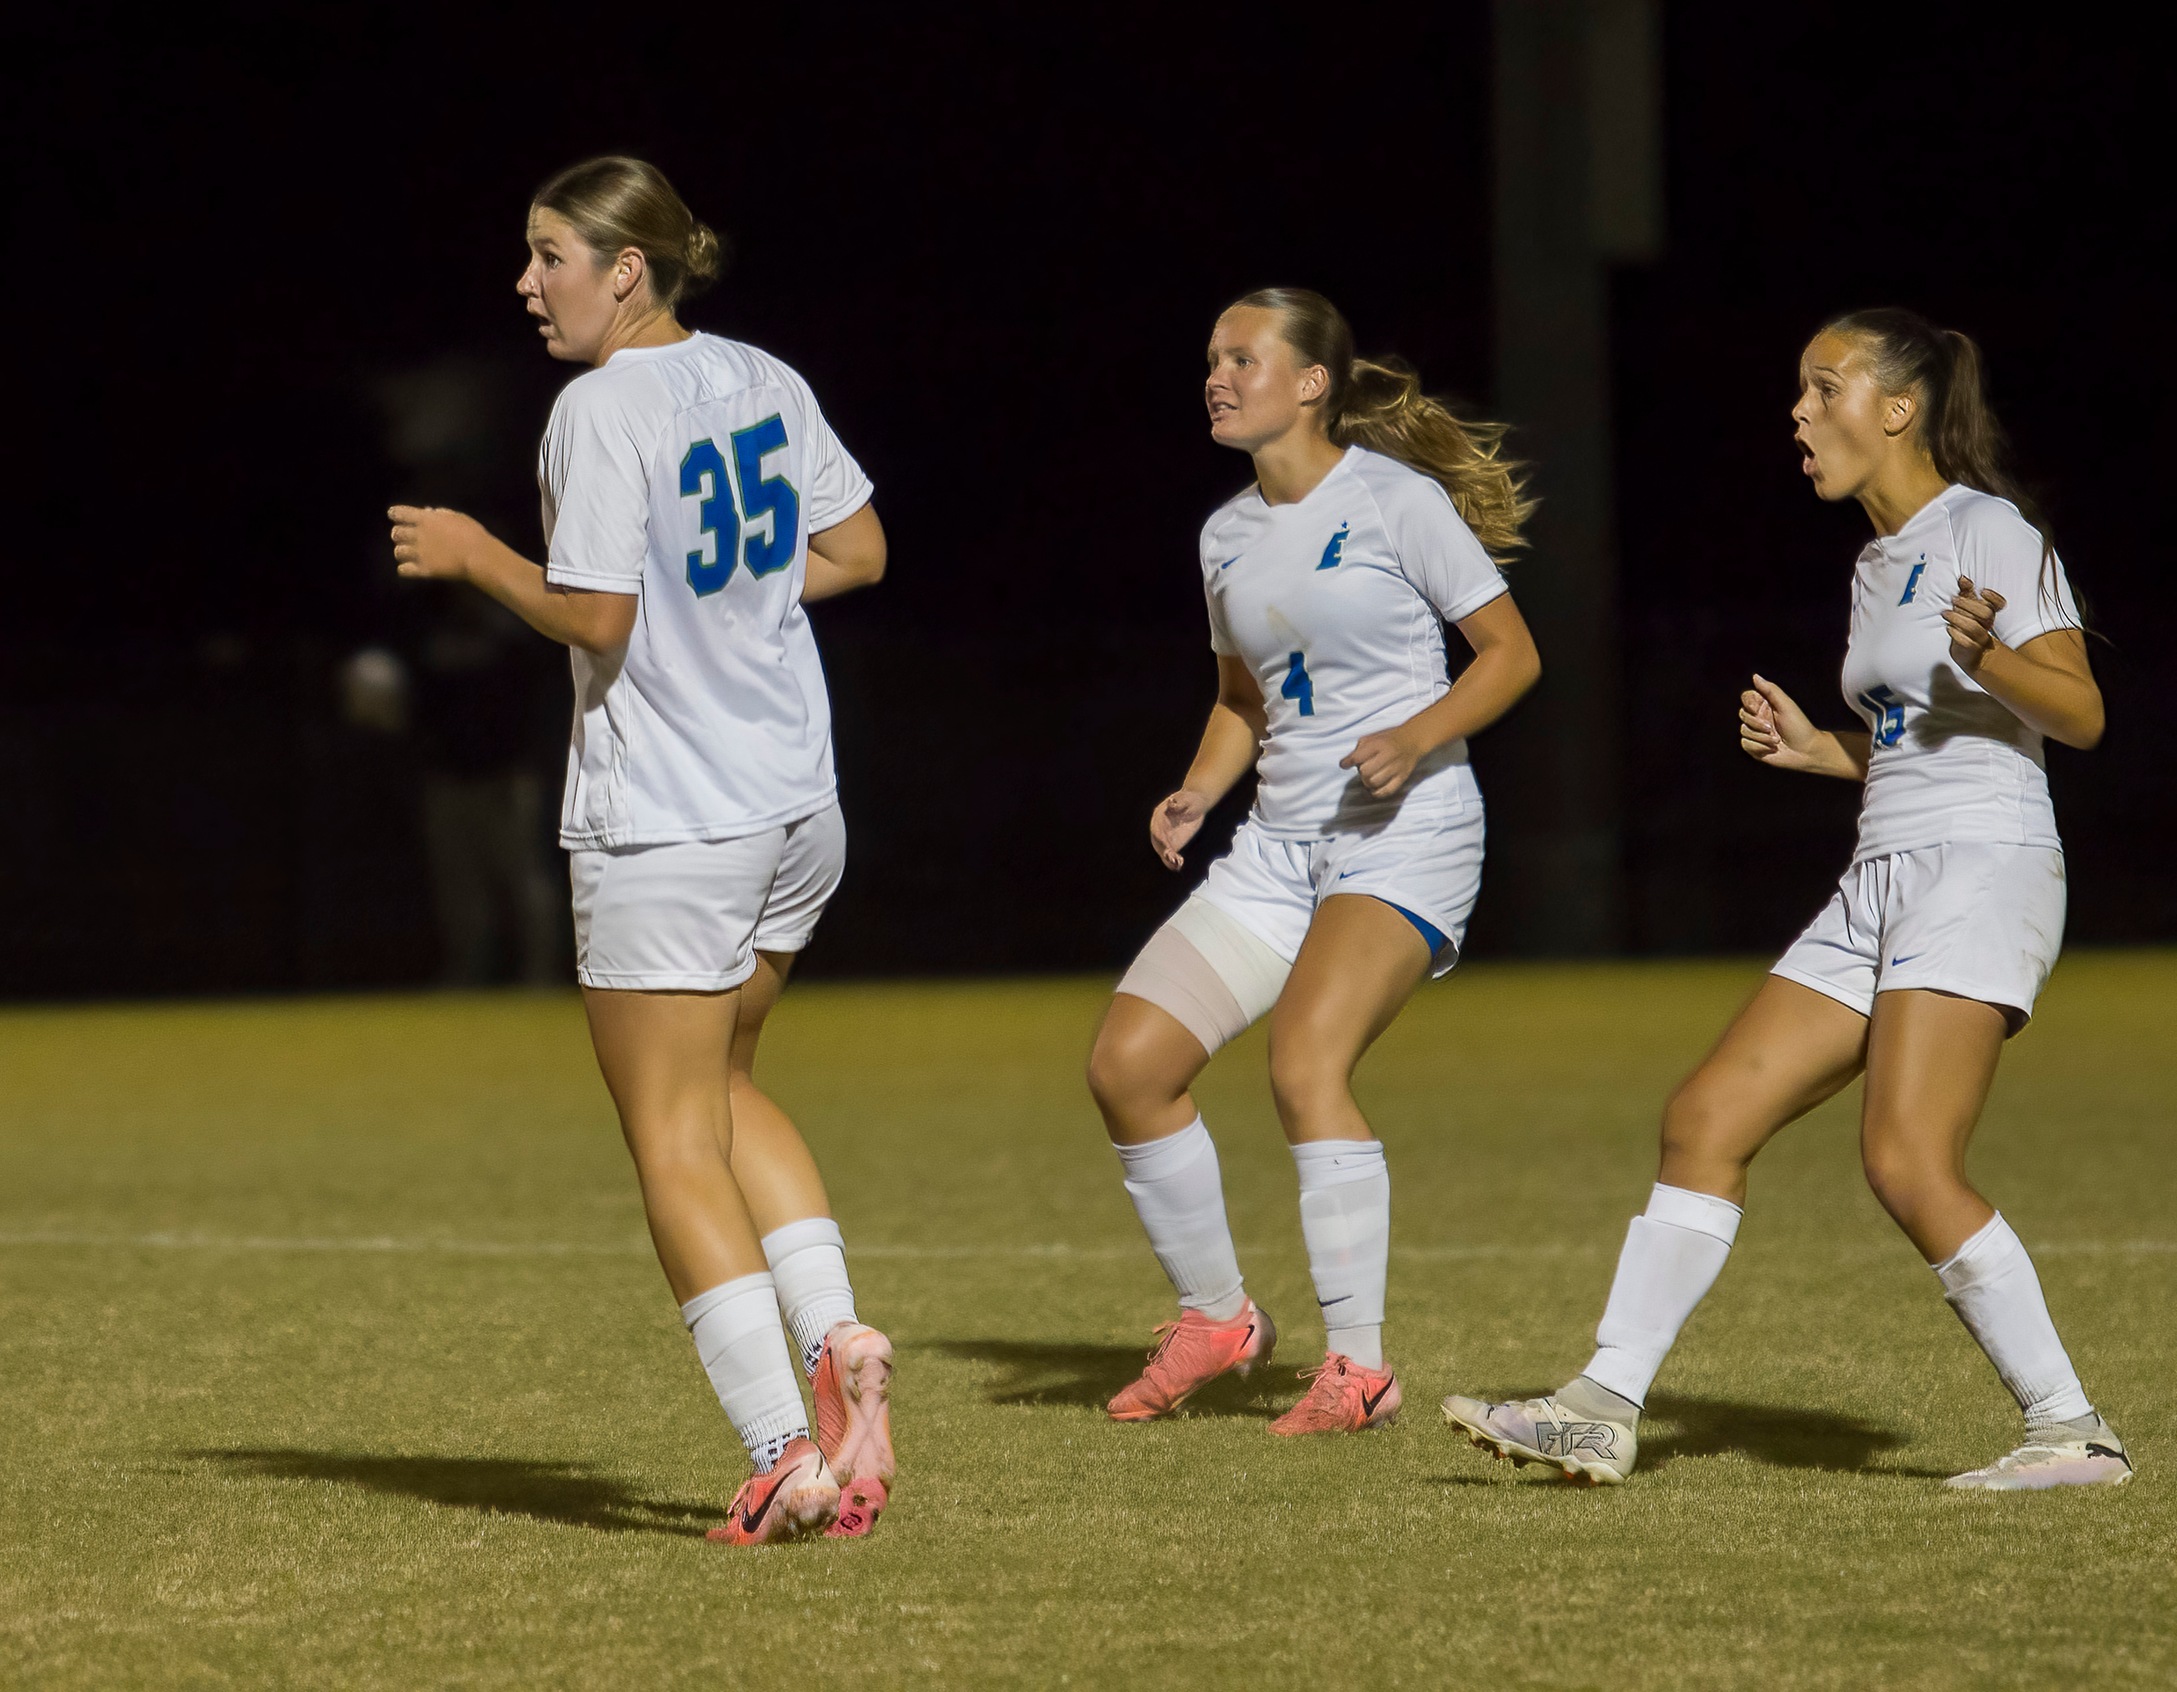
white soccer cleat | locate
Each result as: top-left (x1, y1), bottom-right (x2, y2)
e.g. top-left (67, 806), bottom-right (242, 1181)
top-left (1945, 1422), bottom-right (2134, 1491)
top-left (1441, 1391), bottom-right (1638, 1485)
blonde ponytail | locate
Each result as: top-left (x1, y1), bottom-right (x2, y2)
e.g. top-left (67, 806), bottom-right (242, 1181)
top-left (1231, 287), bottom-right (1535, 562)
top-left (1334, 356), bottom-right (1534, 562)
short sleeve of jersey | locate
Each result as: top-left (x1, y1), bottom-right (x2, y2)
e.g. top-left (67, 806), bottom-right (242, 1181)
top-left (1950, 496), bottom-right (2081, 650)
top-left (777, 363), bottom-right (874, 534)
top-left (1199, 519), bottom-right (1238, 655)
top-left (1376, 472), bottom-right (1508, 624)
top-left (542, 378), bottom-right (652, 594)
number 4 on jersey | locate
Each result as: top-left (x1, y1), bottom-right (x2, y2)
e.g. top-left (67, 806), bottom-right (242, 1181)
top-left (679, 414), bottom-right (802, 597)
top-left (1281, 650), bottom-right (1315, 717)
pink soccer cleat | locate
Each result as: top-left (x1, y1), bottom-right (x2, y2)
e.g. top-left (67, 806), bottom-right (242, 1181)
top-left (708, 1437), bottom-right (839, 1545)
top-left (1107, 1300), bottom-right (1277, 1422)
top-left (1268, 1353), bottom-right (1401, 1436)
top-left (813, 1322), bottom-right (895, 1538)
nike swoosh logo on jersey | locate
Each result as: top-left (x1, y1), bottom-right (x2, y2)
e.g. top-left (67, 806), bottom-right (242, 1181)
top-left (1336, 868), bottom-right (1360, 880)
top-left (738, 1469), bottom-right (791, 1533)
top-left (1890, 953), bottom-right (1919, 966)
top-left (1217, 555), bottom-right (1241, 570)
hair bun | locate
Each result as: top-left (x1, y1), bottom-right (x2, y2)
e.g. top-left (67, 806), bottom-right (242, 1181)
top-left (684, 222), bottom-right (724, 286)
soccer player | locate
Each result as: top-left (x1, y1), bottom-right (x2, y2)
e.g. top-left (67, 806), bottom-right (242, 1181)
top-left (389, 157), bottom-right (897, 1541)
top-left (1444, 308), bottom-right (2131, 1490)
top-left (1087, 289), bottom-right (1541, 1433)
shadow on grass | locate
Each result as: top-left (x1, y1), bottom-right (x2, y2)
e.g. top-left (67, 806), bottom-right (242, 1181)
top-left (925, 1339), bottom-right (1305, 1418)
top-left (185, 1448), bottom-right (726, 1537)
top-left (1644, 1393), bottom-right (1944, 1477)
top-left (1447, 1390), bottom-right (1944, 1480)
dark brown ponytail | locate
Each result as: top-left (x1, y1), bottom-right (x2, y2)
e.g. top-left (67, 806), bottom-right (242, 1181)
top-left (1822, 308), bottom-right (2069, 613)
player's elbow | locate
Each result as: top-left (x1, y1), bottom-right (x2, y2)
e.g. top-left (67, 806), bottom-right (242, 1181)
top-left (569, 598), bottom-right (638, 656)
top-left (2062, 703), bottom-right (2105, 751)
top-left (1496, 639), bottom-right (1541, 704)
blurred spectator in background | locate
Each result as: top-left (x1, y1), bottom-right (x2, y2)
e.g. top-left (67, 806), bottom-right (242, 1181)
top-left (343, 352), bottom-right (567, 986)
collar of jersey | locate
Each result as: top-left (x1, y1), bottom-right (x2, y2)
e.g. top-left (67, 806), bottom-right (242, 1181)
top-left (1863, 482), bottom-right (1967, 559)
top-left (1249, 445), bottom-right (1363, 515)
top-left (603, 331), bottom-right (710, 367)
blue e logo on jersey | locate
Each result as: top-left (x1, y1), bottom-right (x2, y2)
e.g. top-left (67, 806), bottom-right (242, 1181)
top-left (1316, 522), bottom-right (1349, 571)
top-left (1900, 556), bottom-right (1927, 605)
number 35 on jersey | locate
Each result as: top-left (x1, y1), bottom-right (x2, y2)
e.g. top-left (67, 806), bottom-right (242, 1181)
top-left (679, 414), bottom-right (801, 596)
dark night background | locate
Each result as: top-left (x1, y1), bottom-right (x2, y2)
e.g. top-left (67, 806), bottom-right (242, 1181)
top-left (4, 5), bottom-right (2169, 996)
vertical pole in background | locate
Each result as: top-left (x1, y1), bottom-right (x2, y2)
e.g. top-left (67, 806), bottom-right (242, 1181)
top-left (1487, 0), bottom-right (1660, 952)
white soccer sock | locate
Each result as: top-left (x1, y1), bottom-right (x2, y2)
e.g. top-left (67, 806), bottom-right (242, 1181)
top-left (680, 1273), bottom-right (810, 1473)
top-left (1935, 1212), bottom-right (2093, 1427)
top-left (1113, 1119), bottom-right (1247, 1322)
top-left (761, 1217), bottom-right (860, 1377)
top-left (1581, 1184), bottom-right (1742, 1408)
top-left (1292, 1139), bottom-right (1390, 1371)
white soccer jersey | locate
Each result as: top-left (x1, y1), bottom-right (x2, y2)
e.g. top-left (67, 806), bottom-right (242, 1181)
top-left (1838, 483), bottom-right (2082, 861)
top-left (1200, 446), bottom-right (1508, 838)
top-left (539, 333), bottom-right (873, 849)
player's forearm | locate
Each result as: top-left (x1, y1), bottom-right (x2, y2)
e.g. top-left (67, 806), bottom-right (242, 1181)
top-left (1181, 702), bottom-right (1263, 805)
top-left (1973, 644), bottom-right (2104, 749)
top-left (1809, 730), bottom-right (1871, 780)
top-left (464, 536), bottom-right (630, 654)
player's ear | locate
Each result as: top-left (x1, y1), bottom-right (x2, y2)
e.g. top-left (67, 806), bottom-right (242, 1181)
top-left (1882, 388), bottom-right (1917, 439)
top-left (612, 246), bottom-right (647, 304)
top-left (1297, 364), bottom-right (1330, 407)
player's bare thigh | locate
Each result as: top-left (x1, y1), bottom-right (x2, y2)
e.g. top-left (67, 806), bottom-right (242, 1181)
top-left (722, 950), bottom-right (836, 1235)
top-left (580, 984), bottom-right (762, 1298)
top-left (730, 950), bottom-right (796, 1076)
top-left (1859, 987), bottom-right (2008, 1261)
top-left (1264, 894), bottom-right (1431, 1144)
top-left (1656, 975), bottom-right (1868, 1202)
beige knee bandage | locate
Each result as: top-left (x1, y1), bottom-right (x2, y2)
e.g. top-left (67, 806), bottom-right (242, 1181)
top-left (1115, 897), bottom-right (1292, 1058)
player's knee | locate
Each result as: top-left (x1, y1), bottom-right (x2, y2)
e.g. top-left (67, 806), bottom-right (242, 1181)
top-left (1086, 1021), bottom-right (1171, 1119)
top-left (1266, 1038), bottom-right (1346, 1125)
top-left (1860, 1136), bottom-right (1958, 1218)
top-left (625, 1129), bottom-right (727, 1190)
top-left (1084, 1035), bottom-right (1129, 1114)
top-left (1660, 1076), bottom-right (1739, 1167)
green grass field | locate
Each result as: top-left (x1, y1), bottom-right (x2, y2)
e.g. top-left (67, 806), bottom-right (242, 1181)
top-left (3, 954), bottom-right (2172, 1689)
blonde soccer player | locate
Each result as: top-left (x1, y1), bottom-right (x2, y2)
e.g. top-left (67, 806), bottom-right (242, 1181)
top-left (1444, 308), bottom-right (2130, 1490)
top-left (1086, 289), bottom-right (1542, 1434)
top-left (389, 157), bottom-right (897, 1542)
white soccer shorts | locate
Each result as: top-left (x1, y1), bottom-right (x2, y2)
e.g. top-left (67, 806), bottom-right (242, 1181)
top-left (569, 803), bottom-right (846, 992)
top-left (1198, 806), bottom-right (1486, 980)
top-left (1771, 843), bottom-right (2066, 1028)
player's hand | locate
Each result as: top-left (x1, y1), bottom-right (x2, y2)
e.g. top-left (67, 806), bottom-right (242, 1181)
top-left (1150, 788), bottom-right (1211, 871)
top-left (1942, 575), bottom-right (2007, 675)
top-left (1340, 727), bottom-right (1421, 797)
top-left (1739, 674), bottom-right (1829, 771)
top-left (389, 505), bottom-right (488, 582)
